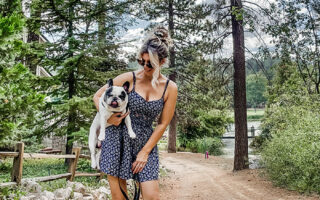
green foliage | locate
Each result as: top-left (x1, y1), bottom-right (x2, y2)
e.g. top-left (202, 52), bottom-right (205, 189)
top-left (255, 60), bottom-right (320, 193)
top-left (265, 0), bottom-right (320, 94)
top-left (180, 137), bottom-right (224, 156)
top-left (0, 186), bottom-right (26, 200)
top-left (253, 62), bottom-right (310, 149)
top-left (261, 110), bottom-right (320, 194)
top-left (246, 73), bottom-right (267, 108)
top-left (177, 58), bottom-right (232, 148)
top-left (0, 2), bottom-right (45, 147)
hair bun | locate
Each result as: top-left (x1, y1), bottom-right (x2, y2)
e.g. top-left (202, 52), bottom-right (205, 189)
top-left (152, 26), bottom-right (172, 48)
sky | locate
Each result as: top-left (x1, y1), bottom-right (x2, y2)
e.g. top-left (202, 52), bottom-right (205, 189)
top-left (21, 0), bottom-right (277, 63)
top-left (116, 0), bottom-right (276, 62)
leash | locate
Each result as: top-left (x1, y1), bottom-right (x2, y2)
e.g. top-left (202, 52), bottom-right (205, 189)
top-left (118, 122), bottom-right (141, 200)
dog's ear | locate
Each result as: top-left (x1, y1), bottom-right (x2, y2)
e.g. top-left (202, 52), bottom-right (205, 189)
top-left (107, 79), bottom-right (113, 87)
top-left (122, 81), bottom-right (130, 93)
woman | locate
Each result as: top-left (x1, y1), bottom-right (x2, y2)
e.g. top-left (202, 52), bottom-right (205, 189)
top-left (93, 26), bottom-right (178, 200)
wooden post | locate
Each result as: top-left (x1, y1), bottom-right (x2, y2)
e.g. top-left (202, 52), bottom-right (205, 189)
top-left (251, 126), bottom-right (255, 137)
top-left (11, 142), bottom-right (24, 185)
top-left (67, 147), bottom-right (81, 181)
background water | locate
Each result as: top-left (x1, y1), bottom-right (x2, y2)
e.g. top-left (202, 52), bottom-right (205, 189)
top-left (221, 121), bottom-right (262, 169)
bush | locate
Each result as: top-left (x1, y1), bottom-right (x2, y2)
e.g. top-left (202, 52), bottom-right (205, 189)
top-left (178, 109), bottom-right (232, 148)
top-left (261, 110), bottom-right (320, 194)
top-left (184, 137), bottom-right (224, 156)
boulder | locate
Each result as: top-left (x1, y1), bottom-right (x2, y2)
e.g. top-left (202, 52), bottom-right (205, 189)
top-left (54, 187), bottom-right (72, 200)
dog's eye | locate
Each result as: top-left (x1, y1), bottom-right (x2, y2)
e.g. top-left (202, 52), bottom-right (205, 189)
top-left (119, 91), bottom-right (126, 100)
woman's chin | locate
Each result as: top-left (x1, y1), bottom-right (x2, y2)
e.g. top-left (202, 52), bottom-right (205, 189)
top-left (144, 69), bottom-right (153, 74)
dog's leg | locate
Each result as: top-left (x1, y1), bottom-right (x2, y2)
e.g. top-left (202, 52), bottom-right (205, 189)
top-left (96, 148), bottom-right (101, 170)
top-left (124, 113), bottom-right (136, 139)
top-left (98, 110), bottom-right (112, 141)
top-left (89, 113), bottom-right (100, 169)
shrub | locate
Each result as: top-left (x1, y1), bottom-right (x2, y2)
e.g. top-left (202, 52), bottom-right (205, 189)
top-left (184, 137), bottom-right (224, 156)
top-left (261, 110), bottom-right (320, 194)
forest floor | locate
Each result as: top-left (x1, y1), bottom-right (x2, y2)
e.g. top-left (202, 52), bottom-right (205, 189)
top-left (158, 151), bottom-right (319, 200)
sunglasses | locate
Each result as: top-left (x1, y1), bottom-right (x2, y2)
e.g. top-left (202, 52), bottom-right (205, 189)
top-left (137, 58), bottom-right (153, 69)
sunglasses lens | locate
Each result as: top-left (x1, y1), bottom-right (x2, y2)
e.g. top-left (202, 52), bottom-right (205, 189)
top-left (147, 63), bottom-right (153, 68)
top-left (137, 59), bottom-right (143, 65)
top-left (137, 59), bottom-right (153, 69)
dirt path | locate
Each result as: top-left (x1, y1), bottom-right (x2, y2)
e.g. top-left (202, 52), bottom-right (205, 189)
top-left (159, 151), bottom-right (319, 200)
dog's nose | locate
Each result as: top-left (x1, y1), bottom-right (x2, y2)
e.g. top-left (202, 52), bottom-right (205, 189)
top-left (113, 97), bottom-right (118, 101)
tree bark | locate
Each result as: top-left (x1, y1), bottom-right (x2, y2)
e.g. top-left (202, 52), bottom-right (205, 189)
top-left (65, 4), bottom-right (75, 165)
top-left (167, 0), bottom-right (176, 153)
top-left (98, 0), bottom-right (106, 44)
top-left (230, 0), bottom-right (248, 170)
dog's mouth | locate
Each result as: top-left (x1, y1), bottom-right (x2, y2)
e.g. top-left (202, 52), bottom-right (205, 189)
top-left (109, 101), bottom-right (119, 108)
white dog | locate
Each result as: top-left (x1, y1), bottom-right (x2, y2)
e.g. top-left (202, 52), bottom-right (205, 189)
top-left (89, 79), bottom-right (136, 169)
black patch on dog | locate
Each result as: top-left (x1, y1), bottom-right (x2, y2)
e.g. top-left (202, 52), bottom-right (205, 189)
top-left (104, 87), bottom-right (113, 103)
top-left (122, 81), bottom-right (130, 93)
top-left (119, 91), bottom-right (126, 101)
top-left (107, 79), bottom-right (113, 87)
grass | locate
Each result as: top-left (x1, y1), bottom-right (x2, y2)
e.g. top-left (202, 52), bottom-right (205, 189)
top-left (0, 157), bottom-right (105, 191)
top-left (228, 108), bottom-right (265, 121)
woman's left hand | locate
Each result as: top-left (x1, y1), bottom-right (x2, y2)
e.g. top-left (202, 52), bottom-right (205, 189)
top-left (132, 150), bottom-right (149, 174)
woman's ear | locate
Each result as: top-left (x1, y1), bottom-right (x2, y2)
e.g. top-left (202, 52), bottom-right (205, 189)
top-left (160, 58), bottom-right (166, 66)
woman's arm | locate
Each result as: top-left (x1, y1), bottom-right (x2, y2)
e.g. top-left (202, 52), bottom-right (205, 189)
top-left (132, 81), bottom-right (178, 174)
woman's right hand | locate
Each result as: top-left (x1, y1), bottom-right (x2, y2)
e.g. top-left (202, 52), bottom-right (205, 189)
top-left (107, 111), bottom-right (130, 126)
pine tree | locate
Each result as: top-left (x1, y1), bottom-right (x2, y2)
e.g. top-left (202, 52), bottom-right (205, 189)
top-left (0, 0), bottom-right (45, 148)
top-left (25, 0), bottom-right (142, 163)
top-left (135, 0), bottom-right (221, 153)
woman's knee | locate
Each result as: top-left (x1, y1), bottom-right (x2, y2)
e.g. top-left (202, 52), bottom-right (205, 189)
top-left (107, 175), bottom-right (128, 200)
top-left (140, 180), bottom-right (160, 200)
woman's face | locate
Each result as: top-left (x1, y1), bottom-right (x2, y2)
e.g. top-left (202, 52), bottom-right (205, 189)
top-left (140, 53), bottom-right (165, 76)
top-left (141, 53), bottom-right (154, 74)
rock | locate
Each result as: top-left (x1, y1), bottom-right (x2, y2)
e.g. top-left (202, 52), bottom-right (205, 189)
top-left (99, 179), bottom-right (109, 185)
top-left (54, 187), bottom-right (72, 200)
top-left (91, 186), bottom-right (110, 200)
top-left (67, 181), bottom-right (86, 194)
top-left (40, 190), bottom-right (55, 200)
top-left (20, 194), bottom-right (37, 200)
top-left (98, 186), bottom-right (111, 195)
top-left (73, 192), bottom-right (83, 200)
top-left (82, 193), bottom-right (94, 200)
top-left (21, 180), bottom-right (42, 193)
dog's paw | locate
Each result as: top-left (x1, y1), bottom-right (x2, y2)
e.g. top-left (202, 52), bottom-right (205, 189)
top-left (91, 162), bottom-right (97, 169)
top-left (129, 132), bottom-right (136, 139)
top-left (98, 135), bottom-right (105, 141)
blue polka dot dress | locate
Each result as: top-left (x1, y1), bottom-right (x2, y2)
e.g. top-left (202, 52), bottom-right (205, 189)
top-left (100, 71), bottom-right (170, 182)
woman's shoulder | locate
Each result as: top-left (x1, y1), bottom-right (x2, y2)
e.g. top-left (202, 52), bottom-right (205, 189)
top-left (165, 77), bottom-right (177, 91)
top-left (164, 77), bottom-right (178, 99)
top-left (112, 70), bottom-right (137, 86)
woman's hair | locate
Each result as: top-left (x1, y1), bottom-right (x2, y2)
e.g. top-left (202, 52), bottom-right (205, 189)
top-left (138, 25), bottom-right (173, 88)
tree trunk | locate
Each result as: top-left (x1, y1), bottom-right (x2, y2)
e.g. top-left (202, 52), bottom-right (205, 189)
top-left (231, 0), bottom-right (248, 170)
top-left (26, 0), bottom-right (41, 74)
top-left (65, 4), bottom-right (75, 165)
top-left (98, 0), bottom-right (106, 44)
top-left (167, 0), bottom-right (176, 153)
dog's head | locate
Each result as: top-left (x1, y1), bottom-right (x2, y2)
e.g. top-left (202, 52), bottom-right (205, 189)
top-left (103, 79), bottom-right (130, 109)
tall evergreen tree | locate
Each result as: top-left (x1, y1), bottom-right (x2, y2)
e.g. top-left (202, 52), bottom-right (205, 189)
top-left (0, 0), bottom-right (44, 148)
top-left (135, 0), bottom-right (226, 153)
top-left (26, 0), bottom-right (142, 163)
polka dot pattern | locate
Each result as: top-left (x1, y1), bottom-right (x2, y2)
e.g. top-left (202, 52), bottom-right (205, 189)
top-left (99, 71), bottom-right (170, 182)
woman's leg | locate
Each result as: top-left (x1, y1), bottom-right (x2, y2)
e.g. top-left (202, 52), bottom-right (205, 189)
top-left (140, 180), bottom-right (160, 200)
top-left (107, 175), bottom-right (128, 200)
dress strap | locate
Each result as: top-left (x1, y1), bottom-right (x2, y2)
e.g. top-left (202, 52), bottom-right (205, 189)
top-left (161, 79), bottom-right (170, 99)
top-left (132, 71), bottom-right (136, 92)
